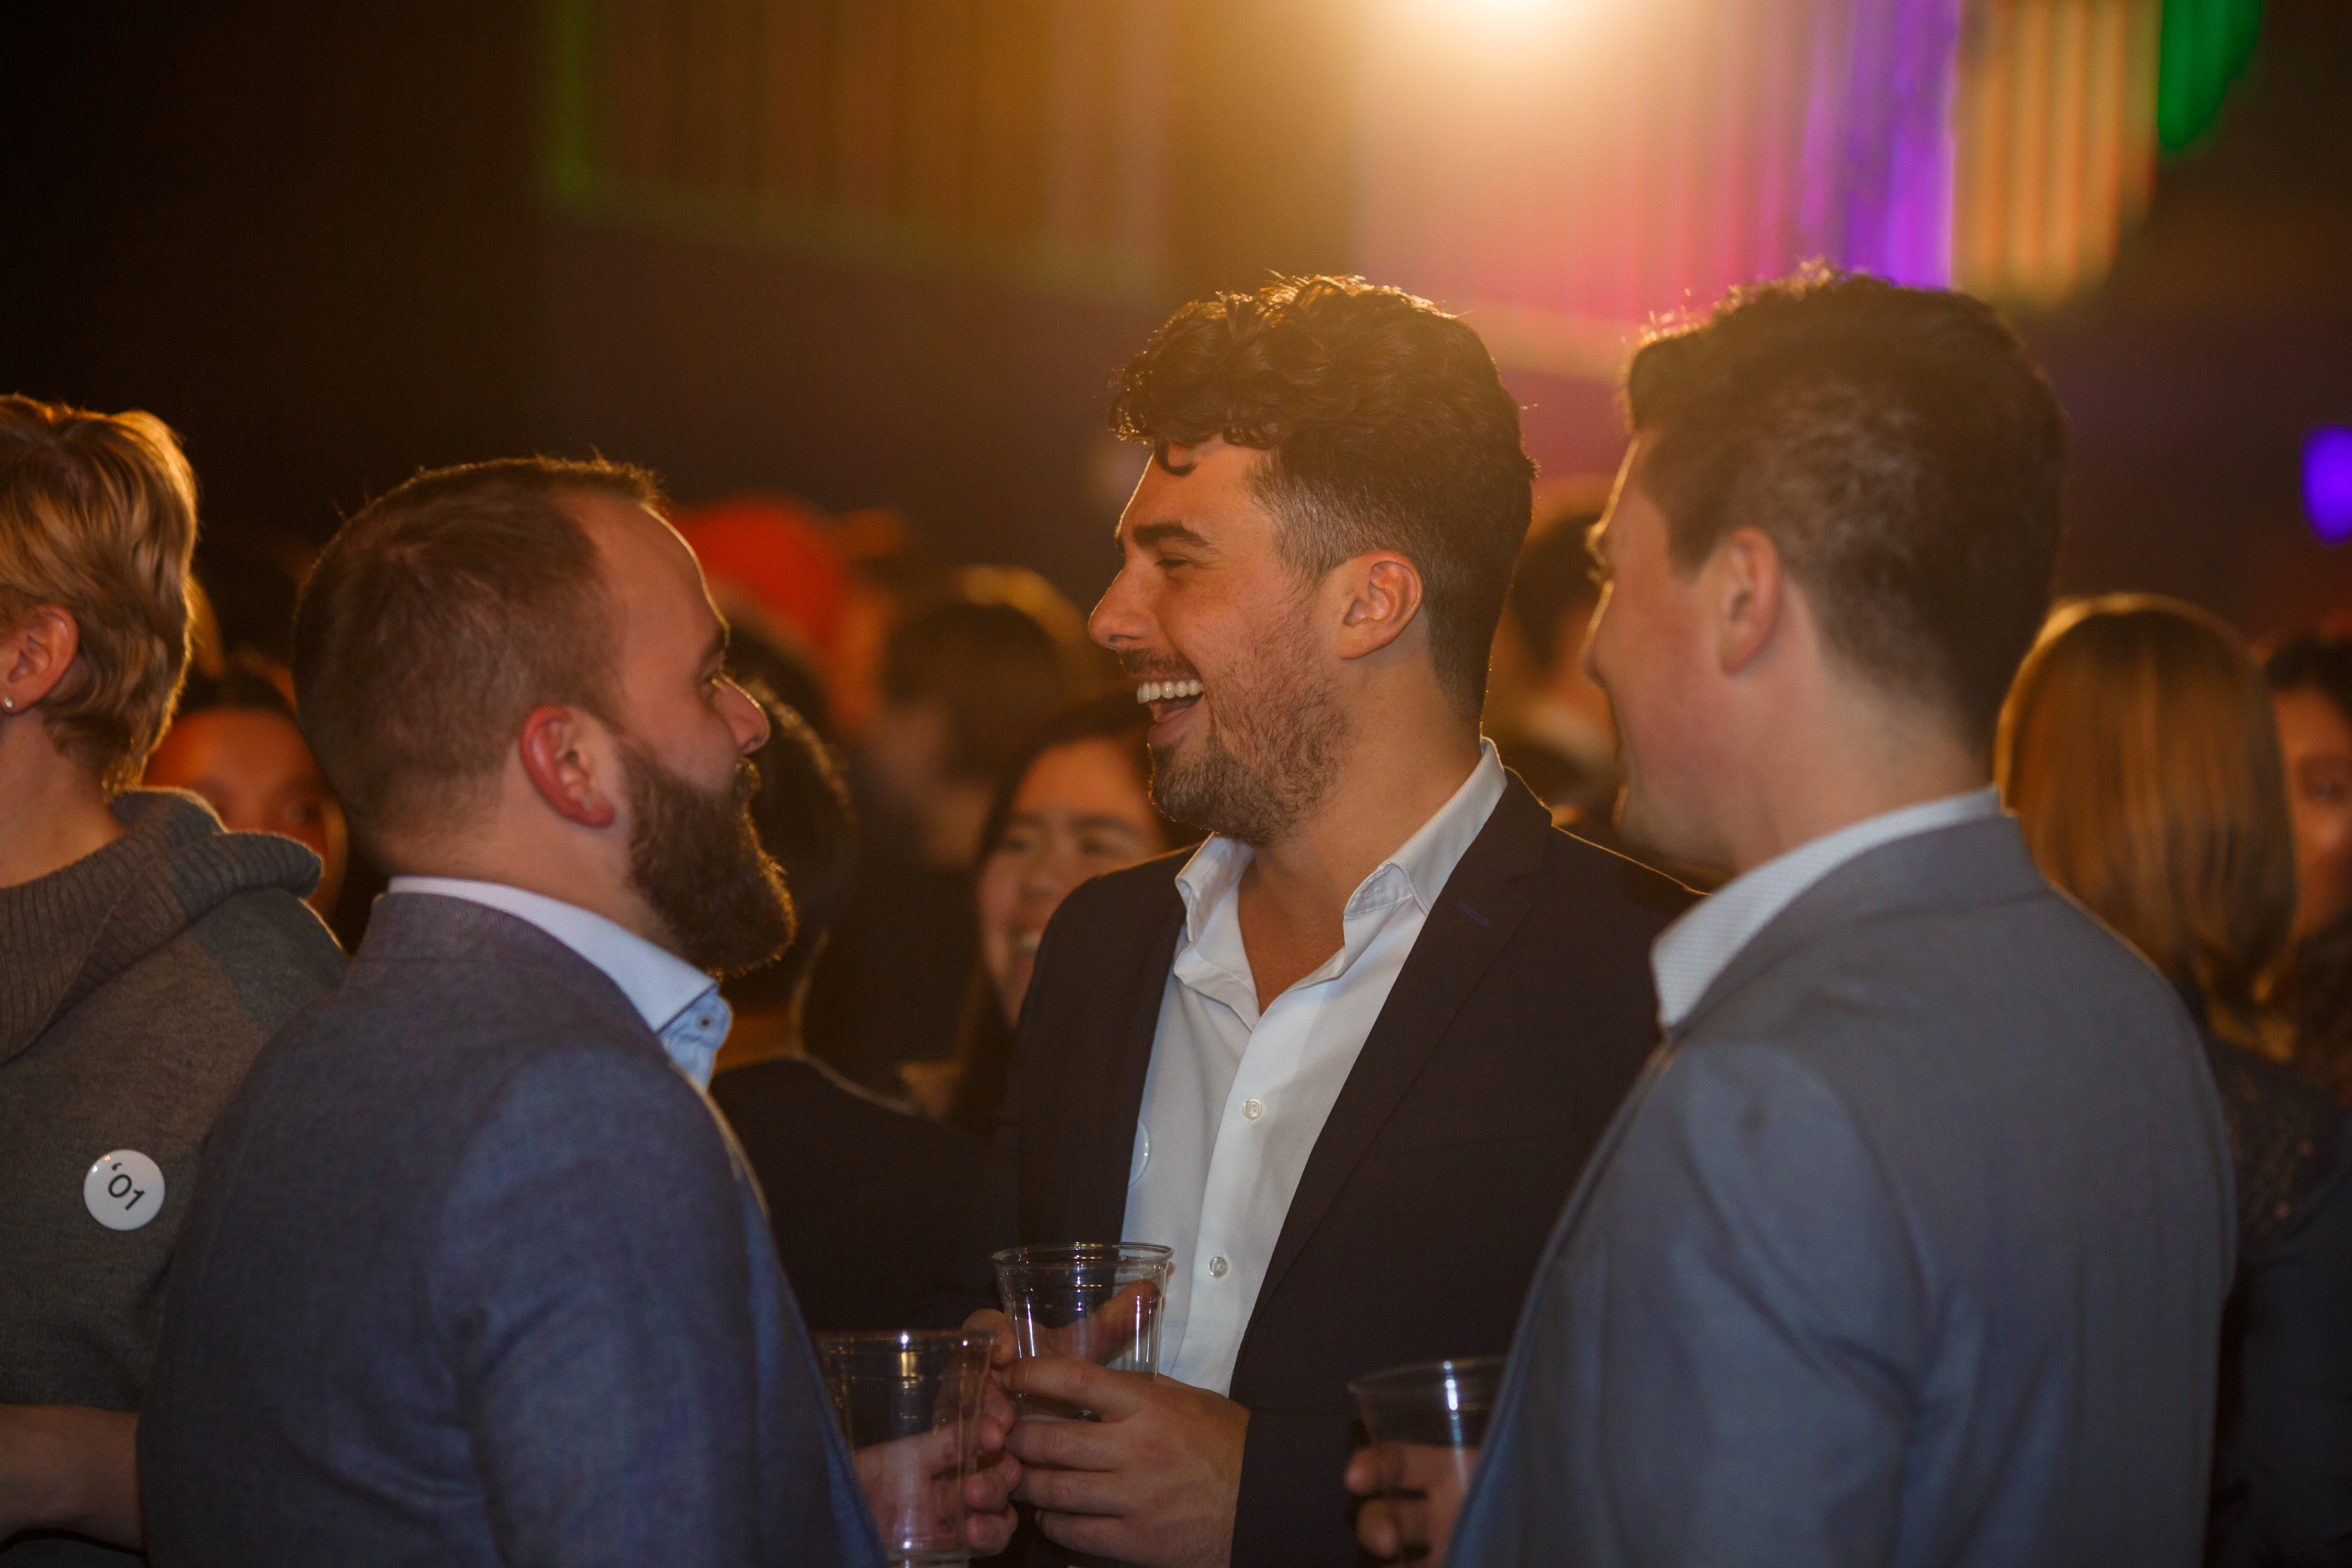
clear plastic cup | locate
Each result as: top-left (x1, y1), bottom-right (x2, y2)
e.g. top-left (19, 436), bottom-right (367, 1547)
top-left (1348, 1356), bottom-right (1507, 1564)
top-left (816, 1329), bottom-right (994, 1568)
top-left (989, 1242), bottom-right (1172, 1421)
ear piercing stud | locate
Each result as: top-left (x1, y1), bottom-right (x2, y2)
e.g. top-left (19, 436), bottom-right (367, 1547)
top-left (0, 697), bottom-right (14, 713)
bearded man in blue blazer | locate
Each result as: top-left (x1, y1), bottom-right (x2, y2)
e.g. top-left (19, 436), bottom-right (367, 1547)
top-left (1357, 274), bottom-right (2236, 1567)
top-left (140, 460), bottom-right (1018, 1565)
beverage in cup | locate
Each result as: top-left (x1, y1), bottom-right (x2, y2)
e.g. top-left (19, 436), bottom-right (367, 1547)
top-left (1348, 1355), bottom-right (1506, 1564)
top-left (989, 1242), bottom-right (1172, 1421)
top-left (816, 1329), bottom-right (994, 1568)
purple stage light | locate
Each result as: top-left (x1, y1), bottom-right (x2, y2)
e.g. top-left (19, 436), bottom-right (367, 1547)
top-left (2309, 428), bottom-right (2352, 546)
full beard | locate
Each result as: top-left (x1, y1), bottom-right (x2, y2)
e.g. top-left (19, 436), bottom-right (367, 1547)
top-left (620, 739), bottom-right (797, 977)
top-left (1145, 619), bottom-right (1345, 847)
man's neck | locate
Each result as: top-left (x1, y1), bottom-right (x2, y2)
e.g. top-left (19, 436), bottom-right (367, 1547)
top-left (1234, 722), bottom-right (1484, 1009)
top-left (0, 738), bottom-right (124, 889)
top-left (1720, 709), bottom-right (1985, 877)
top-left (388, 839), bottom-right (675, 956)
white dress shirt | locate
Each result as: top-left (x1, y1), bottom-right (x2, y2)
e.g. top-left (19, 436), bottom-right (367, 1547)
top-left (385, 876), bottom-right (733, 1089)
top-left (1649, 787), bottom-right (2004, 1031)
top-left (1121, 741), bottom-right (1507, 1396)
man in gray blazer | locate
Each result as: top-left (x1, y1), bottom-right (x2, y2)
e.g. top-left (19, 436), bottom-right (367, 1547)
top-left (140, 460), bottom-right (1016, 1564)
top-left (1355, 274), bottom-right (2235, 1566)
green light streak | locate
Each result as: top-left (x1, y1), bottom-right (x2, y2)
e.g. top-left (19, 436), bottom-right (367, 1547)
top-left (2157, 0), bottom-right (2261, 153)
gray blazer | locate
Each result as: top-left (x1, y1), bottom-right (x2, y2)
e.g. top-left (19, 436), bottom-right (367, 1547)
top-left (140, 893), bottom-right (884, 1567)
top-left (1450, 816), bottom-right (2235, 1568)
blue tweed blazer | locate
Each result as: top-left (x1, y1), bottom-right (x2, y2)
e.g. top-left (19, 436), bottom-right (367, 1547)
top-left (140, 893), bottom-right (884, 1567)
top-left (1450, 816), bottom-right (2235, 1568)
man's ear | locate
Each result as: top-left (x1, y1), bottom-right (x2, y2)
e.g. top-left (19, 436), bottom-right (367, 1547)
top-left (516, 705), bottom-right (619, 828)
top-left (1708, 528), bottom-right (1785, 676)
top-left (1334, 552), bottom-right (1425, 662)
top-left (0, 606), bottom-right (83, 709)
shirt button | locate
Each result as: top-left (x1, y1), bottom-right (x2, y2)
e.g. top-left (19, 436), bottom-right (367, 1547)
top-left (1242, 1099), bottom-right (1263, 1120)
top-left (1208, 1255), bottom-right (1229, 1278)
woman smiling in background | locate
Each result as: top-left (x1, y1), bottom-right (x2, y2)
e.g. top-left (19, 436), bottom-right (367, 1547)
top-left (931, 690), bottom-right (1196, 1134)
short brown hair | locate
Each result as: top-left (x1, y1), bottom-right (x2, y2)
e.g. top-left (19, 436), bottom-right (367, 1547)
top-left (293, 457), bottom-right (661, 851)
top-left (1998, 595), bottom-right (2297, 1054)
top-left (1109, 275), bottom-right (1537, 719)
top-left (0, 395), bottom-right (200, 793)
top-left (1628, 268), bottom-right (2068, 751)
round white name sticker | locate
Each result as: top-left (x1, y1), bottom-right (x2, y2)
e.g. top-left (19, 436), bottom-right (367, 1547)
top-left (84, 1150), bottom-right (165, 1232)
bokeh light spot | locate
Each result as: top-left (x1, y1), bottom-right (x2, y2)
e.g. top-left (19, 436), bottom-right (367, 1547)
top-left (2307, 427), bottom-right (2352, 546)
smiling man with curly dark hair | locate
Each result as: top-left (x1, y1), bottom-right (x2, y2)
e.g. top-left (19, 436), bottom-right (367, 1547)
top-left (964, 276), bottom-right (1689, 1568)
top-left (1109, 275), bottom-right (1537, 724)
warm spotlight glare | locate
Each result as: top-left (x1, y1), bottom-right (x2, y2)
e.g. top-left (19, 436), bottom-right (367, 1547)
top-left (1385, 0), bottom-right (1606, 70)
top-left (1429, 0), bottom-right (1575, 18)
top-left (1401, 0), bottom-right (1593, 34)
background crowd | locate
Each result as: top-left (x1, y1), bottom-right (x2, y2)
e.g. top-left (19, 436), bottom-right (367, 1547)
top-left (2, 259), bottom-right (2349, 1567)
top-left (89, 416), bottom-right (2352, 1135)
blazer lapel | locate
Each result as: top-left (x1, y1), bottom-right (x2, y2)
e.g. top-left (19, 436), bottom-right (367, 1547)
top-left (1046, 887), bottom-right (1186, 1244)
top-left (1244, 782), bottom-right (1555, 1329)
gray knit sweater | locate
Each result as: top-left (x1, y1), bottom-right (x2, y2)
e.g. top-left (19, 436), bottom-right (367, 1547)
top-left (0, 791), bottom-right (344, 1564)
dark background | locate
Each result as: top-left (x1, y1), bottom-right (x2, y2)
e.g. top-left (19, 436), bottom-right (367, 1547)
top-left (3, 0), bottom-right (2348, 651)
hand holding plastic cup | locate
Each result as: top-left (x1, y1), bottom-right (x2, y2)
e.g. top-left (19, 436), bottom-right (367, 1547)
top-left (989, 1242), bottom-right (1172, 1421)
top-left (1346, 1356), bottom-right (1506, 1565)
top-left (817, 1330), bottom-right (994, 1567)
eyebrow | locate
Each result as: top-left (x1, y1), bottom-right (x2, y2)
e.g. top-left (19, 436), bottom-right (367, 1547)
top-left (703, 621), bottom-right (731, 671)
top-left (1131, 519), bottom-right (1214, 554)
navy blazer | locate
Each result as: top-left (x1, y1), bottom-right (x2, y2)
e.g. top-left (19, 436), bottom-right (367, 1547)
top-left (140, 894), bottom-right (884, 1567)
top-left (1004, 777), bottom-right (1689, 1568)
top-left (1451, 816), bottom-right (2237, 1568)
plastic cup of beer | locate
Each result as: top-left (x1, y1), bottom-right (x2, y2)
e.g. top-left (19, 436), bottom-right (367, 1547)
top-left (1347, 1356), bottom-right (1507, 1564)
top-left (988, 1242), bottom-right (1172, 1421)
top-left (815, 1329), bottom-right (994, 1568)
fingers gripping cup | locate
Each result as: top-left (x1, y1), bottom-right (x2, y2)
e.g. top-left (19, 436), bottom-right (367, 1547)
top-left (817, 1330), bottom-right (994, 1568)
top-left (989, 1242), bottom-right (1172, 1421)
top-left (1348, 1356), bottom-right (1506, 1564)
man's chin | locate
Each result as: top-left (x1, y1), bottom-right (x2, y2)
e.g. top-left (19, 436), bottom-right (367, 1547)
top-left (720, 876), bottom-right (797, 972)
top-left (676, 918), bottom-right (794, 979)
top-left (1613, 786), bottom-right (1674, 860)
top-left (637, 853), bottom-right (797, 977)
top-left (1145, 743), bottom-right (1198, 822)
top-left (1615, 787), bottom-right (1726, 878)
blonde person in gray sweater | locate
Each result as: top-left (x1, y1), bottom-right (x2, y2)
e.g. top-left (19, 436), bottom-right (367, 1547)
top-left (0, 396), bottom-right (343, 1564)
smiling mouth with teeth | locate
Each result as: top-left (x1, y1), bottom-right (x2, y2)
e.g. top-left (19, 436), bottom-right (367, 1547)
top-left (1135, 678), bottom-right (1204, 706)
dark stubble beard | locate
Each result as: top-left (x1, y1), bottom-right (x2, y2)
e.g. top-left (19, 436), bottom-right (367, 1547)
top-left (1146, 606), bottom-right (1345, 847)
top-left (620, 739), bottom-right (797, 977)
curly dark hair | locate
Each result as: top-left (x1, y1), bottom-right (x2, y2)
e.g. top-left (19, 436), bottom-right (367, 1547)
top-left (1109, 275), bottom-right (1537, 719)
top-left (1627, 267), bottom-right (2068, 751)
